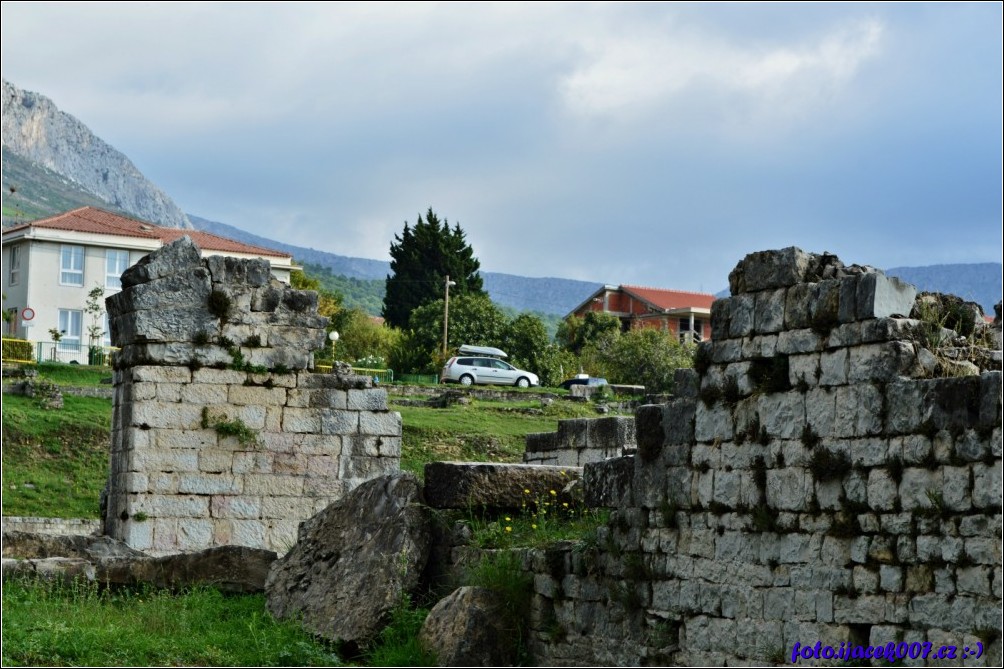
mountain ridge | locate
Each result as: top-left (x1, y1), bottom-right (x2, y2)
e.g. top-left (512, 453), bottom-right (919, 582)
top-left (2, 78), bottom-right (191, 229)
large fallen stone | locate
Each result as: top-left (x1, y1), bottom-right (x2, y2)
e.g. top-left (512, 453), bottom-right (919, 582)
top-left (423, 462), bottom-right (582, 509)
top-left (2, 531), bottom-right (145, 560)
top-left (2, 544), bottom-right (275, 593)
top-left (2, 557), bottom-right (96, 582)
top-left (98, 545), bottom-right (276, 593)
top-left (418, 586), bottom-right (515, 666)
top-left (265, 473), bottom-right (432, 649)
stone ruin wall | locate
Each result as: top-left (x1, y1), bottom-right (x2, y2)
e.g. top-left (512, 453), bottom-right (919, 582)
top-left (525, 248), bottom-right (1002, 666)
top-left (524, 416), bottom-right (637, 466)
top-left (103, 237), bottom-right (401, 556)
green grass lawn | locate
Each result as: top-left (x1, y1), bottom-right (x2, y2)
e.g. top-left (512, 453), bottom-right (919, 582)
top-left (2, 394), bottom-right (111, 518)
top-left (2, 581), bottom-right (340, 667)
top-left (32, 362), bottom-right (114, 387)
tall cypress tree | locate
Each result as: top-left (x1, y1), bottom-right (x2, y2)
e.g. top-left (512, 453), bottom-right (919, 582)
top-left (382, 208), bottom-right (485, 328)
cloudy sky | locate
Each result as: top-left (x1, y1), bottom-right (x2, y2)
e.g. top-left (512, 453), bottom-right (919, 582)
top-left (2, 2), bottom-right (1001, 293)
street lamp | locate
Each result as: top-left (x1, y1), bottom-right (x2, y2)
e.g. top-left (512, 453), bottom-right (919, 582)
top-left (442, 275), bottom-right (456, 358)
top-left (328, 330), bottom-right (339, 361)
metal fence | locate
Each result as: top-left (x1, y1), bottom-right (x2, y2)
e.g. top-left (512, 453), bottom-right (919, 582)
top-left (0, 338), bottom-right (116, 366)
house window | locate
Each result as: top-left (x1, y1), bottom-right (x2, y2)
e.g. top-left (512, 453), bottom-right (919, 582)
top-left (60, 245), bottom-right (85, 286)
top-left (679, 318), bottom-right (703, 344)
top-left (106, 249), bottom-right (129, 290)
top-left (8, 245), bottom-right (21, 285)
top-left (58, 309), bottom-right (83, 351)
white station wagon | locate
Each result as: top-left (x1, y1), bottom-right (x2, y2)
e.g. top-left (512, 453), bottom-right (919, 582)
top-left (440, 345), bottom-right (540, 388)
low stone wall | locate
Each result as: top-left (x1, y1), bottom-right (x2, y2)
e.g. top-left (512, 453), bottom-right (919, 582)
top-left (523, 248), bottom-right (1002, 666)
top-left (524, 416), bottom-right (636, 467)
top-left (1, 517), bottom-right (102, 536)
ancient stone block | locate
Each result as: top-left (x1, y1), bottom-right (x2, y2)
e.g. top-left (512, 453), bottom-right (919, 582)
top-left (695, 403), bottom-right (734, 442)
top-left (855, 273), bottom-right (917, 320)
top-left (729, 247), bottom-right (812, 294)
top-left (728, 294), bottom-right (755, 338)
top-left (754, 289), bottom-right (786, 334)
top-left (847, 342), bottom-right (919, 383)
top-left (766, 468), bottom-right (812, 511)
top-left (423, 462), bottom-right (582, 509)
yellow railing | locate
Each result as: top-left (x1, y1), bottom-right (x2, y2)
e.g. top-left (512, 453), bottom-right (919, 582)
top-left (1, 338), bottom-right (35, 365)
top-left (314, 365), bottom-right (394, 382)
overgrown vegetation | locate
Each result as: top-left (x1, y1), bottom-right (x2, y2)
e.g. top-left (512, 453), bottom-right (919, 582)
top-left (201, 407), bottom-right (260, 447)
top-left (1, 580), bottom-right (339, 667)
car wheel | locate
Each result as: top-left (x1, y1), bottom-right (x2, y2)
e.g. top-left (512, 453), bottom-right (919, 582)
top-left (516, 377), bottom-right (530, 388)
top-left (460, 374), bottom-right (474, 386)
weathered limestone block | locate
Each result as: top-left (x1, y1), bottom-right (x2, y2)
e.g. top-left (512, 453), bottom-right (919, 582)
top-left (847, 341), bottom-right (920, 382)
top-left (2, 556), bottom-right (97, 582)
top-left (834, 385), bottom-right (883, 438)
top-left (855, 273), bottom-right (917, 320)
top-left (757, 392), bottom-right (805, 440)
top-left (205, 255), bottom-right (272, 287)
top-left (556, 419), bottom-right (588, 450)
top-left (423, 462), bottom-right (581, 509)
top-left (2, 532), bottom-right (145, 560)
top-left (418, 586), bottom-right (516, 667)
top-left (265, 473), bottom-right (432, 647)
top-left (743, 334), bottom-right (779, 359)
top-left (804, 387), bottom-right (837, 437)
top-left (120, 235), bottom-right (204, 288)
top-left (711, 300), bottom-right (731, 340)
top-left (674, 368), bottom-right (699, 399)
top-left (729, 247), bottom-right (813, 294)
top-left (766, 467), bottom-right (814, 511)
top-left (728, 294), bottom-right (755, 338)
top-left (754, 289), bottom-right (786, 334)
top-left (695, 402), bottom-right (734, 442)
top-left (818, 348), bottom-right (848, 386)
top-left (777, 329), bottom-right (824, 355)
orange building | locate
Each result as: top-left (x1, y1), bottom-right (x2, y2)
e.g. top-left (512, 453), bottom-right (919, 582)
top-left (567, 284), bottom-right (717, 343)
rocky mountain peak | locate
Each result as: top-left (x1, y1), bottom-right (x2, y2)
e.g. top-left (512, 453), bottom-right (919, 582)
top-left (2, 78), bottom-right (192, 229)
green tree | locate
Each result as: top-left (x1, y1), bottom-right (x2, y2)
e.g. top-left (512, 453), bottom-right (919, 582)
top-left (335, 307), bottom-right (400, 365)
top-left (556, 311), bottom-right (622, 355)
top-left (389, 294), bottom-right (508, 374)
top-left (603, 328), bottom-right (694, 393)
top-left (382, 208), bottom-right (485, 328)
top-left (501, 313), bottom-right (568, 387)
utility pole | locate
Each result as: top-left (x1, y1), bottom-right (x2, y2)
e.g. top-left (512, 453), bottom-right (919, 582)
top-left (442, 275), bottom-right (456, 358)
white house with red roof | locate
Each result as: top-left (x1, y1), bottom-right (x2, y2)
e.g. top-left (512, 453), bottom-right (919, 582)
top-left (2, 207), bottom-right (295, 362)
top-left (567, 284), bottom-right (717, 343)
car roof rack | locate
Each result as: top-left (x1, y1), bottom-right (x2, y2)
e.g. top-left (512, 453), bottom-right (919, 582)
top-left (458, 344), bottom-right (508, 359)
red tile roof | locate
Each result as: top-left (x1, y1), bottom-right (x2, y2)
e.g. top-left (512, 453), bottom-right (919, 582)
top-left (619, 285), bottom-right (716, 311)
top-left (5, 207), bottom-right (290, 259)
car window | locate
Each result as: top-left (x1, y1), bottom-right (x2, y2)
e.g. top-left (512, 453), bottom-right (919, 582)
top-left (456, 358), bottom-right (474, 366)
top-left (492, 360), bottom-right (510, 370)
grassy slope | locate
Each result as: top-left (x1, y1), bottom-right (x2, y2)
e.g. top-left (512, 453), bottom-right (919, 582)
top-left (1, 394), bottom-right (111, 518)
